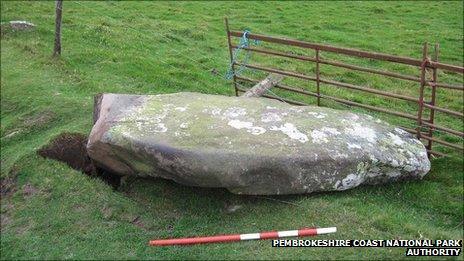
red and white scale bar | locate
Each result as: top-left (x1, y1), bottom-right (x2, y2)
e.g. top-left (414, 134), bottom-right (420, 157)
top-left (149, 227), bottom-right (336, 246)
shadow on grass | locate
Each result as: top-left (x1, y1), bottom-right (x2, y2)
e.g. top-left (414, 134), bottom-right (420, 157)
top-left (35, 131), bottom-right (463, 232)
top-left (119, 155), bottom-right (463, 232)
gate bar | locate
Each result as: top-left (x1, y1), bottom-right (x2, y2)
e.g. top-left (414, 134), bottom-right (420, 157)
top-left (233, 45), bottom-right (422, 83)
top-left (420, 135), bottom-right (464, 151)
top-left (423, 103), bottom-right (463, 118)
top-left (234, 44), bottom-right (464, 90)
top-left (236, 75), bottom-right (419, 121)
top-left (237, 62), bottom-right (419, 103)
top-left (422, 121), bottom-right (464, 138)
top-left (230, 31), bottom-right (464, 73)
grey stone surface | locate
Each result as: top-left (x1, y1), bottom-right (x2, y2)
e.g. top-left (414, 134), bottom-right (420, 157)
top-left (87, 92), bottom-right (430, 195)
top-left (8, 21), bottom-right (35, 30)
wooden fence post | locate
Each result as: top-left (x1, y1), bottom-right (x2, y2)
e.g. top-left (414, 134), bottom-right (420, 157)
top-left (53, 0), bottom-right (63, 57)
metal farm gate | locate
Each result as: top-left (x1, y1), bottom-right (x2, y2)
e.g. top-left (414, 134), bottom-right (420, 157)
top-left (225, 19), bottom-right (464, 158)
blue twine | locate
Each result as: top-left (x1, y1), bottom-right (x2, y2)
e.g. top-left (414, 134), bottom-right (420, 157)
top-left (225, 30), bottom-right (260, 80)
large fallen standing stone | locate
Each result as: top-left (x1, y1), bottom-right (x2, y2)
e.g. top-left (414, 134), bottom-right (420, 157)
top-left (87, 92), bottom-right (430, 195)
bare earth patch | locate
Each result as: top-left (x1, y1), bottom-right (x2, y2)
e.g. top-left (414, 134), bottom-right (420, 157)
top-left (0, 176), bottom-right (17, 198)
top-left (0, 166), bottom-right (19, 197)
top-left (37, 132), bottom-right (94, 174)
top-left (130, 216), bottom-right (146, 229)
top-left (1, 167), bottom-right (19, 232)
top-left (1, 212), bottom-right (12, 232)
top-left (37, 132), bottom-right (121, 188)
top-left (22, 110), bottom-right (56, 129)
top-left (22, 183), bottom-right (38, 198)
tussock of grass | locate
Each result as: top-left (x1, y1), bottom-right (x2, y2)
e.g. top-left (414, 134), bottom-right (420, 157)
top-left (1, 1), bottom-right (463, 259)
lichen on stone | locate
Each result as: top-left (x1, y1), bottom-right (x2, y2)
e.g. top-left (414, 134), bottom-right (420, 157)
top-left (89, 92), bottom-right (431, 195)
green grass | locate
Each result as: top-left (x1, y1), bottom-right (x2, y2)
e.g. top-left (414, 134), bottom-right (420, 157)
top-left (1, 1), bottom-right (463, 260)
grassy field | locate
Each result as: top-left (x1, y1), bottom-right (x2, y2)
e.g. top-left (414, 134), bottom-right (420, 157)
top-left (1, 1), bottom-right (463, 260)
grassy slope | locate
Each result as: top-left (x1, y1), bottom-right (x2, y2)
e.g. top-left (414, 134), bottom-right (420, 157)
top-left (1, 1), bottom-right (463, 259)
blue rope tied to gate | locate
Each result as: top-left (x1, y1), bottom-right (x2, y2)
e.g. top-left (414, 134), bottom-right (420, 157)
top-left (225, 30), bottom-right (260, 80)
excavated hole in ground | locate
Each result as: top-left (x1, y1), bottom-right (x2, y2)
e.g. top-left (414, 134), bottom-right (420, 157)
top-left (37, 132), bottom-right (121, 188)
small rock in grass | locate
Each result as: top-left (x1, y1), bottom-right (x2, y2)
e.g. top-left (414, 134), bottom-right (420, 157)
top-left (5, 21), bottom-right (36, 30)
top-left (225, 204), bottom-right (243, 213)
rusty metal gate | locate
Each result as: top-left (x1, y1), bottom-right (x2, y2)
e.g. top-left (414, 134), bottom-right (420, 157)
top-left (225, 19), bottom-right (464, 158)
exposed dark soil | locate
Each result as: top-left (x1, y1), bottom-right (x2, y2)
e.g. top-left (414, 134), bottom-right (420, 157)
top-left (130, 216), bottom-right (146, 229)
top-left (37, 132), bottom-right (121, 188)
top-left (0, 167), bottom-right (18, 197)
top-left (0, 176), bottom-right (16, 198)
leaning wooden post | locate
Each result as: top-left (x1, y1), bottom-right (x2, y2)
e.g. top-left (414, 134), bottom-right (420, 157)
top-left (53, 0), bottom-right (63, 57)
top-left (426, 43), bottom-right (439, 157)
top-left (241, 73), bottom-right (284, 98)
top-left (416, 43), bottom-right (428, 141)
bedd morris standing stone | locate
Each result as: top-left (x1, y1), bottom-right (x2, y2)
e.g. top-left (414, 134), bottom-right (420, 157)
top-left (87, 92), bottom-right (430, 195)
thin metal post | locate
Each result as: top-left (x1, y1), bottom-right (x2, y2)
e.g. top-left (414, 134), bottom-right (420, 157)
top-left (225, 18), bottom-right (239, 96)
top-left (416, 43), bottom-right (428, 140)
top-left (426, 44), bottom-right (439, 157)
top-left (316, 49), bottom-right (321, 106)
